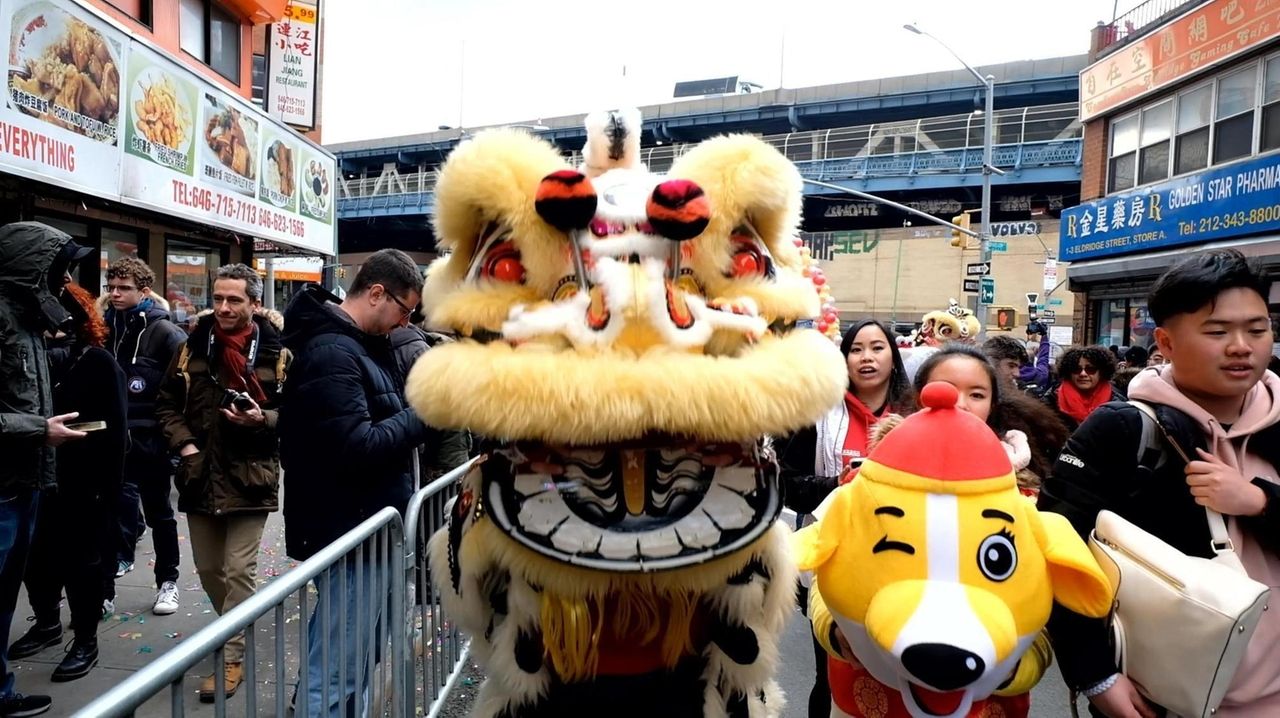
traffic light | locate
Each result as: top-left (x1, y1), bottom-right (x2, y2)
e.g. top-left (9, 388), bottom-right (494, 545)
top-left (995, 307), bottom-right (1016, 330)
top-left (950, 213), bottom-right (971, 247)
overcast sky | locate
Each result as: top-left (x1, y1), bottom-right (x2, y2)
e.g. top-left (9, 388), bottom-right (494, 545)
top-left (321, 0), bottom-right (1131, 144)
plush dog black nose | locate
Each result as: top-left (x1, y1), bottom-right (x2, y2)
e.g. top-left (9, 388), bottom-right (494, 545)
top-left (901, 643), bottom-right (985, 690)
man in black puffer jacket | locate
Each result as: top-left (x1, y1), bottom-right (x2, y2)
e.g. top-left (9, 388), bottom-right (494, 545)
top-left (279, 249), bottom-right (429, 717)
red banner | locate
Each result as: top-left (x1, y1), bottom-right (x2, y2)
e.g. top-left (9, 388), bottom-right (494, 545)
top-left (1081, 0), bottom-right (1280, 120)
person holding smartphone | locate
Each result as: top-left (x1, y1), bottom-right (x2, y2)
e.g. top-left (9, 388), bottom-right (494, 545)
top-left (154, 264), bottom-right (290, 702)
top-left (10, 282), bottom-right (127, 683)
top-left (0, 221), bottom-right (95, 717)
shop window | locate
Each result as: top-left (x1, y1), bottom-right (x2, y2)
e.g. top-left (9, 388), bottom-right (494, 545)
top-left (1108, 114), bottom-right (1139, 192)
top-left (107, 0), bottom-right (152, 26)
top-left (251, 54), bottom-right (266, 108)
top-left (180, 0), bottom-right (241, 84)
top-left (165, 240), bottom-right (223, 327)
top-left (1093, 297), bottom-right (1156, 350)
top-left (100, 228), bottom-right (143, 295)
top-left (1138, 100), bottom-right (1172, 185)
top-left (1213, 67), bottom-right (1256, 165)
top-left (1175, 84), bottom-right (1212, 175)
top-left (1263, 56), bottom-right (1280, 154)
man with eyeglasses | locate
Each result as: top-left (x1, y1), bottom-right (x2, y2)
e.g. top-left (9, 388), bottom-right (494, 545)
top-left (278, 249), bottom-right (429, 716)
top-left (102, 257), bottom-right (185, 619)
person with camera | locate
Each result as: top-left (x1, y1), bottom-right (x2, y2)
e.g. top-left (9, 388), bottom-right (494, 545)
top-left (154, 264), bottom-right (290, 702)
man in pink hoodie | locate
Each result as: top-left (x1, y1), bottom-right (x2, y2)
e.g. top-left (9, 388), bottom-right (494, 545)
top-left (1040, 248), bottom-right (1280, 718)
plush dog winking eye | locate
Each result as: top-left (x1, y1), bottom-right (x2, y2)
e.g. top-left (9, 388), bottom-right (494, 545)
top-left (872, 536), bottom-right (916, 555)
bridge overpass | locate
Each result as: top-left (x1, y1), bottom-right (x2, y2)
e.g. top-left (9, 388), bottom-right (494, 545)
top-left (329, 55), bottom-right (1086, 254)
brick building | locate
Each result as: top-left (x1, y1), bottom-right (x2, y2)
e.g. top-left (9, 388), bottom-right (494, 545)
top-left (1062, 0), bottom-right (1280, 350)
top-left (0, 0), bottom-right (334, 318)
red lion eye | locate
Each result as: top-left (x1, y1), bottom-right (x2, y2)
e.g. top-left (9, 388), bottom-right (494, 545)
top-left (731, 248), bottom-right (763, 277)
top-left (482, 241), bottom-right (526, 284)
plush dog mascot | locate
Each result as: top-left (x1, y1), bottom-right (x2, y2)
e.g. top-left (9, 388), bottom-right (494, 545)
top-left (795, 382), bottom-right (1114, 718)
top-left (406, 110), bottom-right (847, 718)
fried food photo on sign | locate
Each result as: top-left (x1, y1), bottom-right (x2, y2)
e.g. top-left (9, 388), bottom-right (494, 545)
top-left (265, 140), bottom-right (294, 197)
top-left (10, 15), bottom-right (120, 137)
top-left (204, 104), bottom-right (255, 179)
top-left (134, 74), bottom-right (190, 151)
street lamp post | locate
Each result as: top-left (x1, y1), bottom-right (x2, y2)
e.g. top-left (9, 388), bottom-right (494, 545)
top-left (904, 24), bottom-right (998, 337)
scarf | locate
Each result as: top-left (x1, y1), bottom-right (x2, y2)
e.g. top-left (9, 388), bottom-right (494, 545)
top-left (815, 391), bottom-right (886, 477)
top-left (213, 321), bottom-right (267, 403)
top-left (1056, 380), bottom-right (1112, 424)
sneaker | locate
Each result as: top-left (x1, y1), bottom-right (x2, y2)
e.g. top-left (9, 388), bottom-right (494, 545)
top-left (0, 693), bottom-right (51, 717)
top-left (153, 581), bottom-right (179, 615)
top-left (115, 560), bottom-right (134, 578)
top-left (101, 599), bottom-right (114, 621)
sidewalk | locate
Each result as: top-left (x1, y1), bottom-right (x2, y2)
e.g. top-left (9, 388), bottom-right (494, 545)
top-left (9, 494), bottom-right (303, 717)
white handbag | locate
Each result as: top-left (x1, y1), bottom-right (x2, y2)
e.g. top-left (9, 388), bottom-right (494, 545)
top-left (1087, 402), bottom-right (1270, 718)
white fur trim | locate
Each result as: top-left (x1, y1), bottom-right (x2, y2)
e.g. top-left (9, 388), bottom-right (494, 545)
top-left (583, 108), bottom-right (643, 177)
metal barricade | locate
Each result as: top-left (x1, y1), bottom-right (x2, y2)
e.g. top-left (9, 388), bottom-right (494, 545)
top-left (403, 459), bottom-right (476, 718)
top-left (74, 508), bottom-right (408, 718)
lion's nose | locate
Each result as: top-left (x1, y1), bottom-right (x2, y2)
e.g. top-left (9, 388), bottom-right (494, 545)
top-left (901, 643), bottom-right (985, 690)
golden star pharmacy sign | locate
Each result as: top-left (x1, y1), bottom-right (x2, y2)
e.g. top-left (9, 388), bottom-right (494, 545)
top-left (1059, 153), bottom-right (1280, 261)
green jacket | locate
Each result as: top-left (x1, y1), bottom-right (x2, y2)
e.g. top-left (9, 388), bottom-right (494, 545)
top-left (155, 311), bottom-right (290, 515)
top-left (0, 223), bottom-right (75, 493)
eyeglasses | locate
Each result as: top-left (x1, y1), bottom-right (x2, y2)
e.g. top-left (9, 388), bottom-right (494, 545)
top-left (387, 292), bottom-right (414, 318)
top-left (1073, 365), bottom-right (1099, 375)
top-left (104, 283), bottom-right (137, 293)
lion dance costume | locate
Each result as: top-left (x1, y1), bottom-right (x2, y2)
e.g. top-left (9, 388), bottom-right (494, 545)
top-left (912, 299), bottom-right (981, 347)
top-left (795, 382), bottom-right (1114, 718)
top-left (405, 109), bottom-right (847, 717)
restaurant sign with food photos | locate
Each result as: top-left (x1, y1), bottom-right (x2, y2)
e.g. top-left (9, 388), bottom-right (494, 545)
top-left (2, 0), bottom-right (336, 256)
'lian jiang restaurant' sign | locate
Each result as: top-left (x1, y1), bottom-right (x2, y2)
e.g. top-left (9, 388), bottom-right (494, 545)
top-left (1058, 151), bottom-right (1280, 261)
top-left (1, 0), bottom-right (336, 255)
top-left (1079, 0), bottom-right (1280, 121)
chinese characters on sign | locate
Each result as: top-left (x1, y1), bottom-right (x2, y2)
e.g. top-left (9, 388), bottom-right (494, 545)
top-left (1079, 0), bottom-right (1280, 120)
top-left (1059, 153), bottom-right (1280, 261)
top-left (266, 0), bottom-right (319, 130)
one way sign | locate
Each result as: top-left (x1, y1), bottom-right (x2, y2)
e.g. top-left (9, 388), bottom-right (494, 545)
top-left (966, 262), bottom-right (991, 277)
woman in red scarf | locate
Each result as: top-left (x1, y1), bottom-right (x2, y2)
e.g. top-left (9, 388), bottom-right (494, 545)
top-left (1045, 345), bottom-right (1125, 431)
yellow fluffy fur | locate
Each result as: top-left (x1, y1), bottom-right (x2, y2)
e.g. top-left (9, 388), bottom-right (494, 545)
top-left (429, 129), bottom-right (575, 303)
top-left (405, 329), bottom-right (847, 444)
top-left (670, 135), bottom-right (813, 322)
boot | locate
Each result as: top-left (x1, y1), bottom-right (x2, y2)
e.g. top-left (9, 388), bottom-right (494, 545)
top-left (8, 623), bottom-right (61, 660)
top-left (198, 662), bottom-right (243, 702)
top-left (50, 637), bottom-right (98, 682)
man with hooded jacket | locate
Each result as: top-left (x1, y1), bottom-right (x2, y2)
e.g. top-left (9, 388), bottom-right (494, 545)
top-left (0, 221), bottom-right (93, 717)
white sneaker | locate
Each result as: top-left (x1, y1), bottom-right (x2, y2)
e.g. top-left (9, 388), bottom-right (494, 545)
top-left (153, 581), bottom-right (179, 615)
top-left (102, 599), bottom-right (115, 620)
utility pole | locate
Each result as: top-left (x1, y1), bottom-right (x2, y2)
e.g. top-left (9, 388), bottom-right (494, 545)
top-left (904, 24), bottom-right (1004, 338)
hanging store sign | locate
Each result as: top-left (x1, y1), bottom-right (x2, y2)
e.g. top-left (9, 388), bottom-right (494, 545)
top-left (265, 0), bottom-right (318, 130)
top-left (1080, 0), bottom-right (1280, 120)
top-left (1059, 152), bottom-right (1280, 261)
top-left (0, 0), bottom-right (336, 255)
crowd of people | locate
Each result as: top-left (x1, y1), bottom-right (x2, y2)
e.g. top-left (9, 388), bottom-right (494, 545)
top-left (3, 215), bottom-right (1279, 718)
top-left (783, 248), bottom-right (1280, 718)
top-left (0, 225), bottom-right (463, 717)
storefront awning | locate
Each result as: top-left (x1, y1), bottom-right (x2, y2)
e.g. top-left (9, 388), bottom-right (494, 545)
top-left (1067, 235), bottom-right (1280, 289)
top-left (224, 0), bottom-right (287, 23)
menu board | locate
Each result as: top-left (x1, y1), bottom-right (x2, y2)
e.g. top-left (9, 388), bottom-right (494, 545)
top-left (1, 0), bottom-right (336, 256)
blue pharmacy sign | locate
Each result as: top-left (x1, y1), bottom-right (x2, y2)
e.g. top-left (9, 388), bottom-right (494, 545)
top-left (1059, 153), bottom-right (1280, 262)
